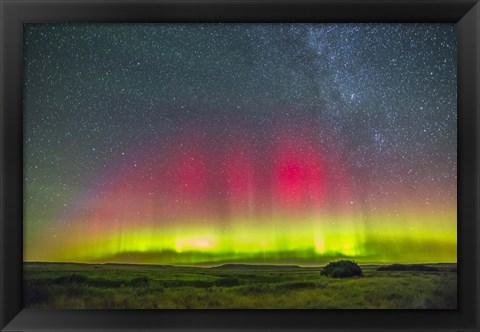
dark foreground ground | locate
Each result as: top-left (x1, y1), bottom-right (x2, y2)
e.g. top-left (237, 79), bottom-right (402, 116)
top-left (24, 262), bottom-right (457, 309)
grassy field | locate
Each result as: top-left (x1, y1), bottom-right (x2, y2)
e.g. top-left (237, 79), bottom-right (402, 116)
top-left (24, 262), bottom-right (457, 309)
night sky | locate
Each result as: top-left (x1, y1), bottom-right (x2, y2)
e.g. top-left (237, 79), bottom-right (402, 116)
top-left (24, 24), bottom-right (457, 265)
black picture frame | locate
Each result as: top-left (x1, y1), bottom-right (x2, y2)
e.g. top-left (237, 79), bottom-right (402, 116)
top-left (1, 0), bottom-right (479, 331)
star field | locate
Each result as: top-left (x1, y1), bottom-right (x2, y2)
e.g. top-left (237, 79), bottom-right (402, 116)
top-left (24, 24), bottom-right (457, 265)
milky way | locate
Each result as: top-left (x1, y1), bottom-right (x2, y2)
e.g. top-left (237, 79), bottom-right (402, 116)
top-left (24, 24), bottom-right (457, 265)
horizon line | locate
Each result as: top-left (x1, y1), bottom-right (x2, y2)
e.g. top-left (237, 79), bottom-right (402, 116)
top-left (23, 260), bottom-right (458, 268)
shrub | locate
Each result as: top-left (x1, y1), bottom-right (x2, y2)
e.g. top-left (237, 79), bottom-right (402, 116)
top-left (377, 264), bottom-right (408, 271)
top-left (321, 260), bottom-right (363, 278)
top-left (53, 274), bottom-right (88, 284)
top-left (214, 277), bottom-right (241, 287)
top-left (24, 285), bottom-right (51, 306)
top-left (129, 276), bottom-right (150, 287)
top-left (377, 264), bottom-right (439, 272)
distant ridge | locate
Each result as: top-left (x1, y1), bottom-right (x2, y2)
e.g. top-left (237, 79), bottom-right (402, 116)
top-left (103, 262), bottom-right (175, 268)
top-left (211, 263), bottom-right (302, 270)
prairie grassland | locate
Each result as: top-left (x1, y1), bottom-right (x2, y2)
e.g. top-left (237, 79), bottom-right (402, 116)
top-left (24, 262), bottom-right (456, 309)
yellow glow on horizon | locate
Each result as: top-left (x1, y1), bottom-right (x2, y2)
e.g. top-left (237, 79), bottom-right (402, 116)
top-left (24, 206), bottom-right (457, 265)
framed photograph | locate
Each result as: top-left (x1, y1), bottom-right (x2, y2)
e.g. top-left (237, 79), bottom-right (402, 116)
top-left (1, 0), bottom-right (479, 331)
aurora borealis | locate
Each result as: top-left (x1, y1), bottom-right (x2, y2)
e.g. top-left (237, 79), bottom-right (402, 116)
top-left (23, 24), bottom-right (457, 265)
